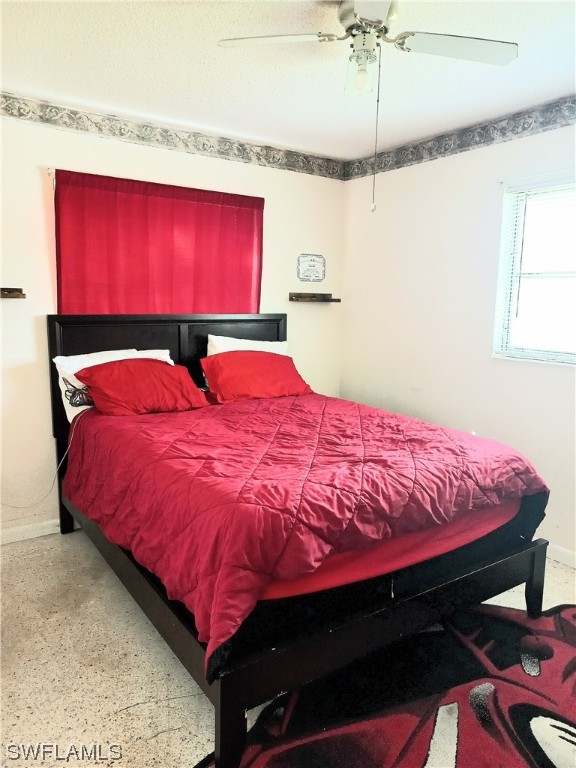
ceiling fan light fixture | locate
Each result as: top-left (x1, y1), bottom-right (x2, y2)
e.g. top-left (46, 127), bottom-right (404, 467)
top-left (349, 32), bottom-right (378, 92)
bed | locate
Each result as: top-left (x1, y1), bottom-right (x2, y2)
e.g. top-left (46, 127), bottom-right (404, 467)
top-left (47, 313), bottom-right (549, 768)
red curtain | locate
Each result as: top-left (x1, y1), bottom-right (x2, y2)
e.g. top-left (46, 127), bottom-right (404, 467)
top-left (55, 171), bottom-right (263, 314)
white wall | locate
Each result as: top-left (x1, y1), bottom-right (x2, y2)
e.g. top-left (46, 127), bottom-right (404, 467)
top-left (341, 125), bottom-right (575, 560)
top-left (1, 118), bottom-right (345, 539)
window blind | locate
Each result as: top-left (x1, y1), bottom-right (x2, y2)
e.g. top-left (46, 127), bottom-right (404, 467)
top-left (494, 182), bottom-right (575, 365)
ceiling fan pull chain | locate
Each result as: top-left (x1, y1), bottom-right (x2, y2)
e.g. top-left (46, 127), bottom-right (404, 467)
top-left (371, 44), bottom-right (382, 213)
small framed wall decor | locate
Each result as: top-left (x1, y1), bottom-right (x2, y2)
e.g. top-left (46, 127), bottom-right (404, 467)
top-left (297, 254), bottom-right (325, 283)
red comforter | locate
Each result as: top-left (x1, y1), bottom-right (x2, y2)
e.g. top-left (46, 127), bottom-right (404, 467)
top-left (63, 394), bottom-right (548, 678)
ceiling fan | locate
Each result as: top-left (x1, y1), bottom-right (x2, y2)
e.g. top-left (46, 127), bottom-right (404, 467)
top-left (219, 0), bottom-right (518, 92)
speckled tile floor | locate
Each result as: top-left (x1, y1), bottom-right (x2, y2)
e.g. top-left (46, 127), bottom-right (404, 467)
top-left (1, 532), bottom-right (574, 767)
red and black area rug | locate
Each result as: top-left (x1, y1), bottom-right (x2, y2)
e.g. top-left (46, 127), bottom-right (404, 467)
top-left (195, 604), bottom-right (576, 768)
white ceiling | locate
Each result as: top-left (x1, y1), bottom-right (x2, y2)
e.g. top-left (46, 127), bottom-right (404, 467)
top-left (2, 0), bottom-right (575, 161)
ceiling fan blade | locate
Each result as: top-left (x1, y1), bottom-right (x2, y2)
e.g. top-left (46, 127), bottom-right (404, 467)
top-left (403, 32), bottom-right (518, 65)
top-left (353, 1), bottom-right (395, 24)
top-left (218, 32), bottom-right (337, 47)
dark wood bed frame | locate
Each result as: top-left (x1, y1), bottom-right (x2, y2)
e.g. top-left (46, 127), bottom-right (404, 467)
top-left (47, 313), bottom-right (549, 768)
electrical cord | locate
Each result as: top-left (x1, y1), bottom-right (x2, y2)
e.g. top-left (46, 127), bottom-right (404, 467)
top-left (1, 409), bottom-right (89, 509)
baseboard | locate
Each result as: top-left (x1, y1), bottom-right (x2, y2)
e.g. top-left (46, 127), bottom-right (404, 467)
top-left (546, 543), bottom-right (576, 569)
top-left (0, 518), bottom-right (60, 546)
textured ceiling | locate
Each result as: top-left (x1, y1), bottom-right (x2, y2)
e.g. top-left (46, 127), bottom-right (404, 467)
top-left (2, 1), bottom-right (575, 160)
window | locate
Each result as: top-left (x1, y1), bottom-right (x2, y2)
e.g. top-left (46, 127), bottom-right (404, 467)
top-left (493, 176), bottom-right (576, 365)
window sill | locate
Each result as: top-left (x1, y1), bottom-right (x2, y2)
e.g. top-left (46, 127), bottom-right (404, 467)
top-left (491, 350), bottom-right (575, 367)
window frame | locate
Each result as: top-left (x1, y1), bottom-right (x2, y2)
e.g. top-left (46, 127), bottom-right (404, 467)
top-left (493, 172), bottom-right (575, 366)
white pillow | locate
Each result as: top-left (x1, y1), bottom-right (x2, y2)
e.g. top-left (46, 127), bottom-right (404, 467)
top-left (207, 334), bottom-right (288, 357)
top-left (53, 348), bottom-right (174, 422)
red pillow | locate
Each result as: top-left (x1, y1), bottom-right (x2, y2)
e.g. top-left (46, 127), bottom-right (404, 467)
top-left (201, 350), bottom-right (312, 403)
top-left (75, 359), bottom-right (208, 415)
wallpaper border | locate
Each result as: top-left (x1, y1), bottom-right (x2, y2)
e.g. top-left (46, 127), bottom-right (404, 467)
top-left (1, 91), bottom-right (574, 180)
top-left (343, 94), bottom-right (576, 180)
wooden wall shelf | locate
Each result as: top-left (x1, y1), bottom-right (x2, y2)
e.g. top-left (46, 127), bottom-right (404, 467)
top-left (289, 292), bottom-right (341, 303)
top-left (1, 287), bottom-right (26, 299)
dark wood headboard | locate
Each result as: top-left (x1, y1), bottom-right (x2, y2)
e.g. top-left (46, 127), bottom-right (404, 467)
top-left (47, 313), bottom-right (287, 461)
